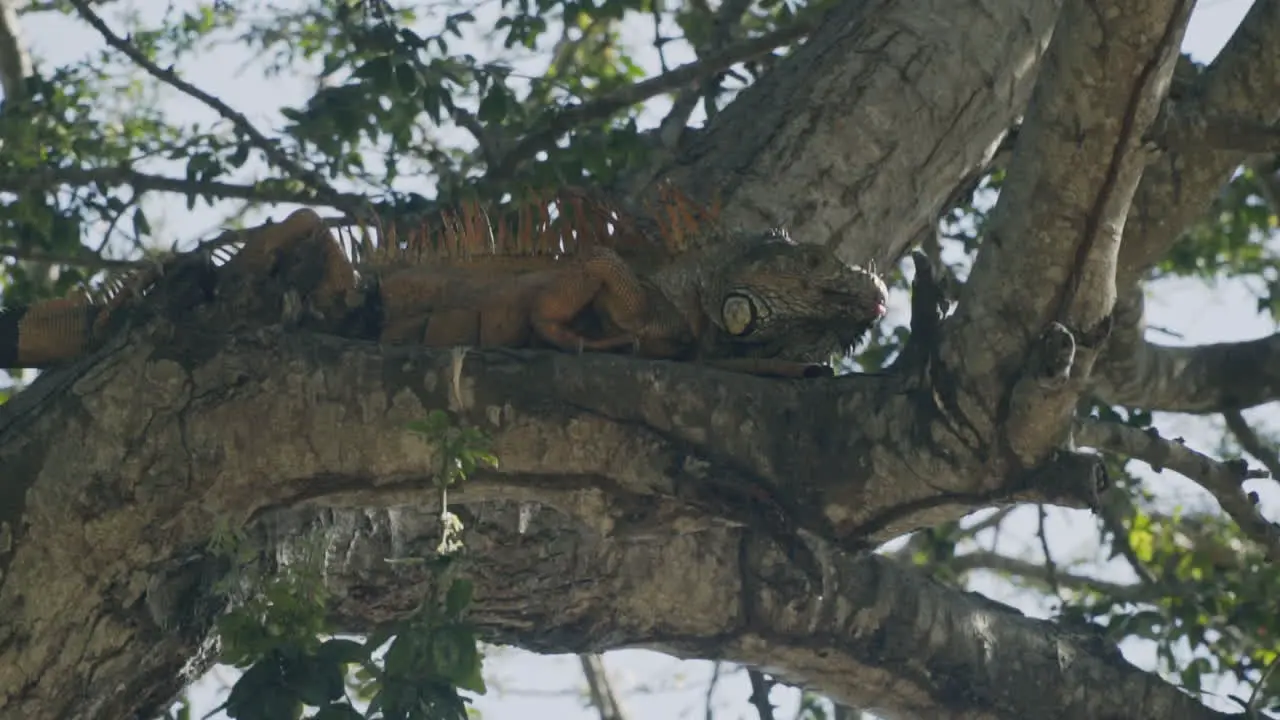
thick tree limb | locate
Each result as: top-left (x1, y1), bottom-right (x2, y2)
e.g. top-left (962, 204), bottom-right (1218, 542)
top-left (1159, 114), bottom-right (1280, 155)
top-left (1090, 286), bottom-right (1280, 413)
top-left (940, 0), bottom-right (1192, 468)
top-left (660, 0), bottom-right (1062, 267)
top-left (0, 364), bottom-right (1233, 720)
top-left (289, 504), bottom-right (1231, 720)
top-left (0, 0), bottom-right (31, 100)
top-left (1116, 0), bottom-right (1280, 287)
top-left (0, 311), bottom-right (1107, 719)
top-left (1087, 0), bottom-right (1280, 414)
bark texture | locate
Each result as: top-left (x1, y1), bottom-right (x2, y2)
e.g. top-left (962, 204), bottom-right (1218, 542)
top-left (0, 327), bottom-right (1209, 720)
top-left (2, 0), bottom-right (1277, 718)
top-left (1090, 0), bottom-right (1280, 412)
top-left (659, 0), bottom-right (1061, 268)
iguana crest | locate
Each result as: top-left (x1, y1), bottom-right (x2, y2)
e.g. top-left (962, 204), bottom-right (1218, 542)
top-left (337, 180), bottom-right (720, 272)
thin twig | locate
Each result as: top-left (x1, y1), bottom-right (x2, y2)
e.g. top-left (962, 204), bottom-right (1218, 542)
top-left (1036, 504), bottom-right (1061, 599)
top-left (1246, 651), bottom-right (1280, 715)
top-left (0, 164), bottom-right (369, 210)
top-left (968, 506), bottom-right (1016, 537)
top-left (1097, 502), bottom-right (1159, 585)
top-left (0, 245), bottom-right (139, 271)
top-left (1224, 409), bottom-right (1280, 482)
top-left (746, 669), bottom-right (776, 720)
top-left (579, 654), bottom-right (628, 720)
top-left (451, 107), bottom-right (501, 168)
top-left (701, 0), bottom-right (754, 118)
top-left (704, 661), bottom-right (722, 720)
top-left (948, 550), bottom-right (1174, 602)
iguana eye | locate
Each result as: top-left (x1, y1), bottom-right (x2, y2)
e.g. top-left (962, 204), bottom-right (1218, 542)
top-left (722, 292), bottom-right (761, 336)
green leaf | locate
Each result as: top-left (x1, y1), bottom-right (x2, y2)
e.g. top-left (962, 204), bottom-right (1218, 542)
top-left (395, 63), bottom-right (420, 95)
top-left (225, 659), bottom-right (290, 720)
top-left (130, 207), bottom-right (151, 238)
top-left (355, 55), bottom-right (395, 93)
top-left (383, 633), bottom-right (418, 677)
top-left (286, 653), bottom-right (344, 706)
top-left (477, 86), bottom-right (508, 123)
top-left (431, 625), bottom-right (479, 683)
top-left (453, 653), bottom-right (488, 695)
top-left (316, 637), bottom-right (367, 665)
top-left (313, 703), bottom-right (365, 720)
top-left (444, 579), bottom-right (474, 617)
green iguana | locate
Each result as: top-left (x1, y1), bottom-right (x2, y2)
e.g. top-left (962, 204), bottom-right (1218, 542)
top-left (0, 184), bottom-right (889, 378)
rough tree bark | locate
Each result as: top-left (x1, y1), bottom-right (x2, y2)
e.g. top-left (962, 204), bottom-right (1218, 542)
top-left (2, 0), bottom-right (1278, 718)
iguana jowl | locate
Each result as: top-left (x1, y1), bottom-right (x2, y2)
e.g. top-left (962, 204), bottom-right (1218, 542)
top-left (0, 185), bottom-right (889, 377)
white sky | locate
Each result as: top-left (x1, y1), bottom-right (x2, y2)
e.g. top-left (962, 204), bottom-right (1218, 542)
top-left (8, 0), bottom-right (1277, 717)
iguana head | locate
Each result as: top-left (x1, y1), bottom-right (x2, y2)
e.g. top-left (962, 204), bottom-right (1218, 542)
top-left (703, 229), bottom-right (889, 362)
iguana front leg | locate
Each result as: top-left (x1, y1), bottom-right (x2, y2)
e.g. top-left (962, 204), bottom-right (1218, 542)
top-left (530, 246), bottom-right (654, 352)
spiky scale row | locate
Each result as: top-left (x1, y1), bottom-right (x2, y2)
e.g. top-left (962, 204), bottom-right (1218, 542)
top-left (334, 182), bottom-right (717, 274)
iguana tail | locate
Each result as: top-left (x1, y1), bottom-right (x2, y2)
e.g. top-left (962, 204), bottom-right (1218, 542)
top-left (0, 297), bottom-right (102, 368)
top-left (0, 260), bottom-right (174, 369)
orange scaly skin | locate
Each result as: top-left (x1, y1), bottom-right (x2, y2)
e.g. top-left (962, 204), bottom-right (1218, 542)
top-left (220, 198), bottom-right (667, 356)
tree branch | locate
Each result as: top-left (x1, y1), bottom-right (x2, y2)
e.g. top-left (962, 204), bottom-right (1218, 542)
top-left (1083, 0), bottom-right (1280, 416)
top-left (488, 15), bottom-right (818, 181)
top-left (68, 0), bottom-right (356, 214)
top-left (579, 654), bottom-right (629, 720)
top-left (746, 670), bottom-right (776, 720)
top-left (0, 243), bottom-right (139, 270)
top-left (1090, 284), bottom-right (1280, 413)
top-left (292, 505), bottom-right (1232, 720)
top-left (947, 550), bottom-right (1165, 602)
top-left (1224, 409), bottom-right (1280, 481)
top-left (1074, 418), bottom-right (1279, 561)
top-left (0, 301), bottom-right (1153, 717)
top-left (0, 0), bottom-right (32, 100)
top-left (662, 0), bottom-right (1061, 266)
top-left (939, 0), bottom-right (1192, 467)
top-left (0, 164), bottom-right (368, 210)
top-left (1158, 113), bottom-right (1280, 154)
top-left (1115, 0), bottom-right (1280, 287)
